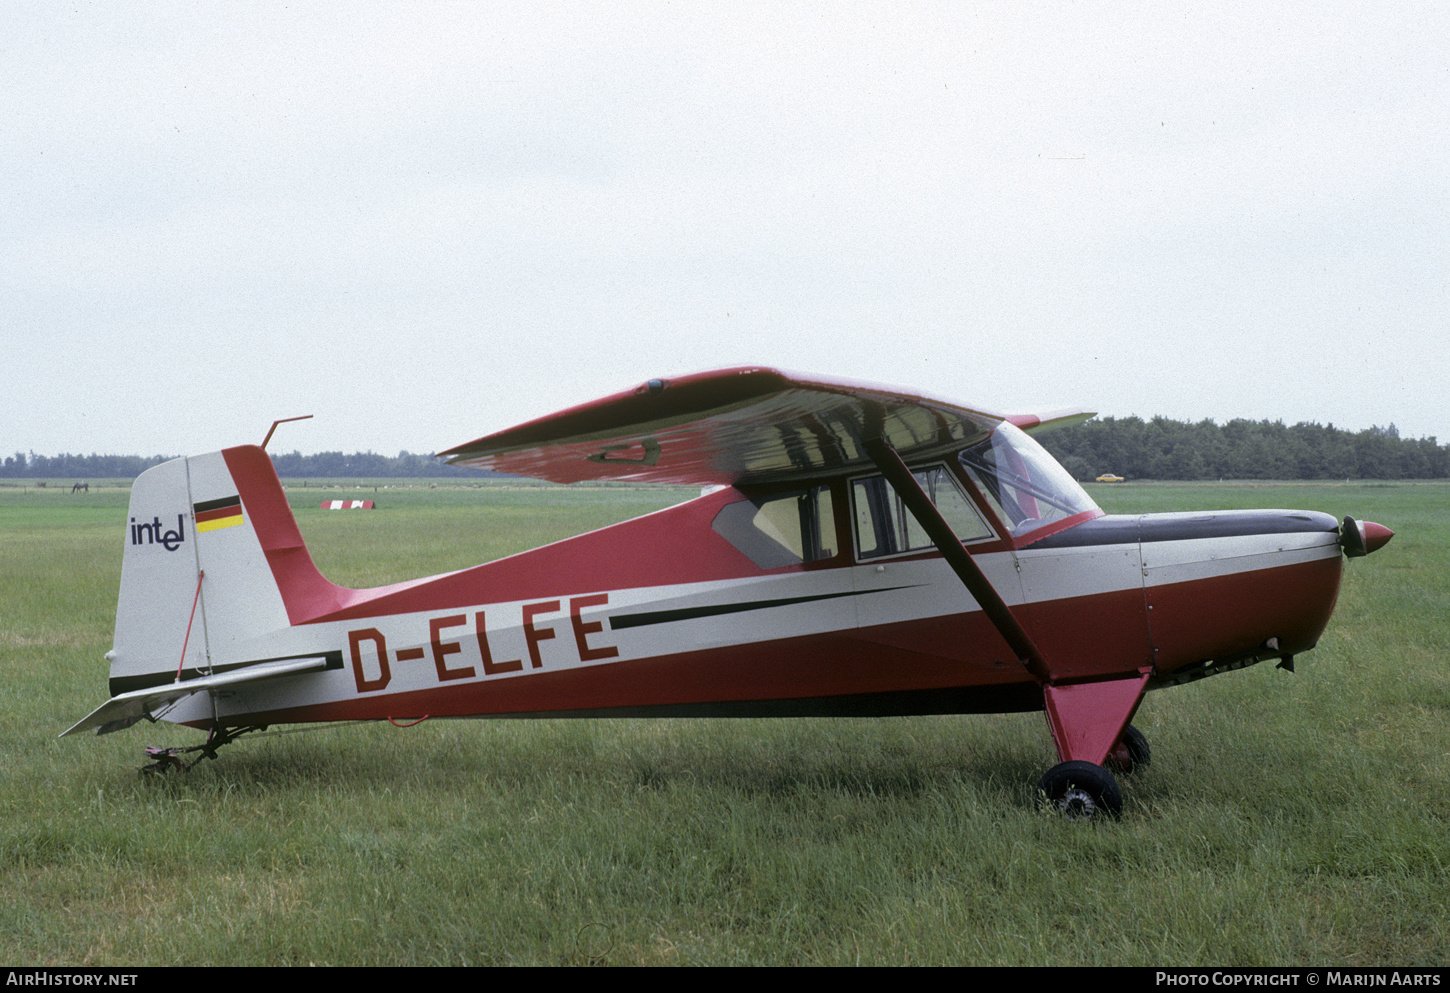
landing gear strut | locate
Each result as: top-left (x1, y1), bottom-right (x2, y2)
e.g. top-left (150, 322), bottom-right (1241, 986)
top-left (140, 724), bottom-right (267, 774)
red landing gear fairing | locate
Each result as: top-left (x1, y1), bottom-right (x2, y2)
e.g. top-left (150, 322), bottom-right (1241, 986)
top-left (65, 368), bottom-right (1393, 816)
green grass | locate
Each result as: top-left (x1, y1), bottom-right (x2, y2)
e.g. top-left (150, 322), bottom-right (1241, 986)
top-left (1, 481), bottom-right (1446, 965)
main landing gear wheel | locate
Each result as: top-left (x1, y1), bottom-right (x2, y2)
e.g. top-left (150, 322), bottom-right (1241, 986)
top-left (1037, 760), bottom-right (1123, 819)
top-left (1105, 724), bottom-right (1151, 775)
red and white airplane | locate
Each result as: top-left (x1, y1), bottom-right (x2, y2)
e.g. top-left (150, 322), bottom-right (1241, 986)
top-left (65, 368), bottom-right (1393, 817)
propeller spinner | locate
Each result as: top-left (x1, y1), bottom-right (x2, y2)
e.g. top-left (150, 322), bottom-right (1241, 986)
top-left (1341, 516), bottom-right (1395, 558)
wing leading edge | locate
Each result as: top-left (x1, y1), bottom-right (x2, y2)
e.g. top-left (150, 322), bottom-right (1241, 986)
top-left (439, 367), bottom-right (1087, 487)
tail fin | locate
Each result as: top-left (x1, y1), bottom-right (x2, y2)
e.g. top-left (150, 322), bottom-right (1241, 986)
top-left (109, 446), bottom-right (346, 696)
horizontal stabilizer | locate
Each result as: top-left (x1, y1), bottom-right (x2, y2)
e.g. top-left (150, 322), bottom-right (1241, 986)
top-left (62, 657), bottom-right (331, 738)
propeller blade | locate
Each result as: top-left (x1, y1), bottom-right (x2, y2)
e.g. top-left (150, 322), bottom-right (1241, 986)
top-left (1341, 516), bottom-right (1367, 557)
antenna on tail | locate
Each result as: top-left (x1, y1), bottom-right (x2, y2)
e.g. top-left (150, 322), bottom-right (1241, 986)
top-left (261, 415), bottom-right (313, 450)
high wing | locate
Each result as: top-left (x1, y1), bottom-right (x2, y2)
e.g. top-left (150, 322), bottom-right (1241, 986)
top-left (438, 366), bottom-right (1091, 486)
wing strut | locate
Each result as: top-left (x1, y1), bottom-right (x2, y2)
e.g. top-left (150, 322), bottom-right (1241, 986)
top-left (862, 435), bottom-right (1049, 684)
top-left (864, 428), bottom-right (1149, 767)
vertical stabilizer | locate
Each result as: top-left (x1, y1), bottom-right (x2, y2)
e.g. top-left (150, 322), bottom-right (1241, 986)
top-left (109, 447), bottom-right (337, 696)
top-left (111, 456), bottom-right (207, 693)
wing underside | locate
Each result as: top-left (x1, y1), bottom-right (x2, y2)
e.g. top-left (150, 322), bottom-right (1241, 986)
top-left (437, 367), bottom-right (1042, 487)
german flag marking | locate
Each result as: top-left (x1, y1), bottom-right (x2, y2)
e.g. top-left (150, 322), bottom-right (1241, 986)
top-left (194, 495), bottom-right (244, 533)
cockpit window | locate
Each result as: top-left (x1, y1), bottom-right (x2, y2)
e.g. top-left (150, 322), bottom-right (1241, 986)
top-left (712, 486), bottom-right (837, 569)
top-left (852, 464), bottom-right (993, 559)
top-left (958, 422), bottom-right (1099, 537)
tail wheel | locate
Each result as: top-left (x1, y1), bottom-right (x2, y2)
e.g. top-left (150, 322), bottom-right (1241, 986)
top-left (1105, 724), bottom-right (1151, 774)
top-left (1037, 760), bottom-right (1123, 819)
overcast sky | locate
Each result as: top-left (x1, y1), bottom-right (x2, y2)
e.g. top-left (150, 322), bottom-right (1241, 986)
top-left (4, 2), bottom-right (1447, 457)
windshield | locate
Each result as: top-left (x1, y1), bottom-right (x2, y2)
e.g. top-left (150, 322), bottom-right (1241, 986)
top-left (958, 423), bottom-right (1100, 537)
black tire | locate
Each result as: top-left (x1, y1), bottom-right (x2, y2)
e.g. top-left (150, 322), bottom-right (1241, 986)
top-left (1122, 725), bottom-right (1150, 768)
top-left (1106, 724), bottom-right (1151, 774)
top-left (1037, 760), bottom-right (1123, 819)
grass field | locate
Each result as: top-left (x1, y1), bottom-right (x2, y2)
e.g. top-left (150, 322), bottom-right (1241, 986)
top-left (1, 479), bottom-right (1446, 966)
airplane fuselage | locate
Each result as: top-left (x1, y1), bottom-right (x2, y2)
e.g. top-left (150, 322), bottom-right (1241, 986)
top-left (150, 480), bottom-right (1344, 731)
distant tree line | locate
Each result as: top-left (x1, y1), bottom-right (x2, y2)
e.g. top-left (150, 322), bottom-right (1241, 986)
top-left (0, 450), bottom-right (481, 480)
top-left (1038, 417), bottom-right (1450, 481)
top-left (6, 417), bottom-right (1448, 481)
top-left (2, 452), bottom-right (175, 479)
top-left (267, 450), bottom-right (483, 479)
